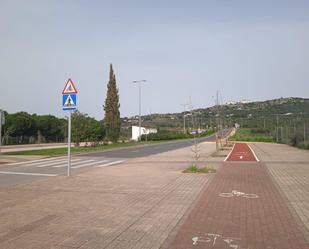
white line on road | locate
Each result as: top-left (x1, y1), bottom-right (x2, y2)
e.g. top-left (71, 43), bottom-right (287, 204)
top-left (247, 144), bottom-right (260, 162)
top-left (0, 171), bottom-right (57, 177)
top-left (71, 160), bottom-right (110, 169)
top-left (224, 144), bottom-right (235, 162)
top-left (6, 156), bottom-right (66, 166)
top-left (131, 150), bottom-right (139, 153)
top-left (96, 160), bottom-right (124, 168)
top-left (52, 159), bottom-right (96, 168)
top-left (21, 157), bottom-right (71, 167)
top-left (37, 159), bottom-right (82, 168)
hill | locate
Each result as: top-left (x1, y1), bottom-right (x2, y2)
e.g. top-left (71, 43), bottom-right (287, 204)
top-left (122, 97), bottom-right (309, 131)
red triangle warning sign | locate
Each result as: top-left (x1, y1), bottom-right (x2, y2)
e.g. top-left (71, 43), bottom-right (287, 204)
top-left (62, 79), bottom-right (78, 94)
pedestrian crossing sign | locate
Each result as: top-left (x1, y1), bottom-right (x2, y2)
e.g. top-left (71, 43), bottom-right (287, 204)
top-left (62, 79), bottom-right (78, 94)
top-left (62, 94), bottom-right (77, 110)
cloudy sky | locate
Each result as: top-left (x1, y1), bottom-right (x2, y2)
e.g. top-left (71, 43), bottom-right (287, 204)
top-left (0, 0), bottom-right (308, 119)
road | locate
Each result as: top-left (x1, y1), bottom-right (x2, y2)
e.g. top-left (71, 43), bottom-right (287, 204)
top-left (0, 132), bottom-right (227, 187)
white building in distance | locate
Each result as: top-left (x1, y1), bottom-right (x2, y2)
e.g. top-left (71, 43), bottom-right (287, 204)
top-left (131, 126), bottom-right (157, 141)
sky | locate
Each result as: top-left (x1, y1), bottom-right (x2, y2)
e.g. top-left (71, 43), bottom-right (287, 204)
top-left (0, 0), bottom-right (308, 120)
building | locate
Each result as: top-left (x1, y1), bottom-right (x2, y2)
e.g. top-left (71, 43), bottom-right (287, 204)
top-left (131, 126), bottom-right (157, 141)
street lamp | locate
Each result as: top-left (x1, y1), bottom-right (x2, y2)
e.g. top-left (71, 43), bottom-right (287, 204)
top-left (133, 80), bottom-right (147, 141)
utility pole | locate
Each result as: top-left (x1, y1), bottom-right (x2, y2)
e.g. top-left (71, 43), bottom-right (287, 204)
top-left (215, 90), bottom-right (220, 150)
top-left (0, 110), bottom-right (3, 155)
top-left (133, 80), bottom-right (147, 141)
top-left (276, 115), bottom-right (279, 143)
top-left (210, 117), bottom-right (212, 130)
top-left (304, 123), bottom-right (306, 145)
top-left (181, 104), bottom-right (187, 134)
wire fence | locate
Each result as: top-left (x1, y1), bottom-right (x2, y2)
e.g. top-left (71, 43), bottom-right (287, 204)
top-left (229, 114), bottom-right (309, 149)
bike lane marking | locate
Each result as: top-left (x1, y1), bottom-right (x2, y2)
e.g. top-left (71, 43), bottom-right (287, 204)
top-left (247, 144), bottom-right (260, 162)
top-left (225, 143), bottom-right (258, 162)
top-left (166, 160), bottom-right (309, 249)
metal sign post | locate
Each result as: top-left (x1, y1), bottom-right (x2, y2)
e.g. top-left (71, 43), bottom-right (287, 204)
top-left (62, 79), bottom-right (78, 177)
top-left (0, 111), bottom-right (2, 154)
top-left (67, 110), bottom-right (72, 176)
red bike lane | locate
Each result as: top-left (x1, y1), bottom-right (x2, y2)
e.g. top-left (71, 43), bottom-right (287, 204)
top-left (225, 143), bottom-right (258, 162)
top-left (166, 143), bottom-right (309, 249)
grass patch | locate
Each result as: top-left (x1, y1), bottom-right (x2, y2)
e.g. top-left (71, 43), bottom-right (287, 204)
top-left (4, 142), bottom-right (150, 156)
top-left (229, 128), bottom-right (274, 142)
top-left (183, 164), bottom-right (216, 173)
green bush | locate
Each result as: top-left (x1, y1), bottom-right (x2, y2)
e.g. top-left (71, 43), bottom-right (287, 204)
top-left (229, 128), bottom-right (274, 142)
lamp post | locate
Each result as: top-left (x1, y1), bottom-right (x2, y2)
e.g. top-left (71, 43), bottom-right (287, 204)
top-left (133, 80), bottom-right (147, 141)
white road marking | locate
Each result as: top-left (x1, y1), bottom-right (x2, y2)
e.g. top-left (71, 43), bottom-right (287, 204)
top-left (219, 190), bottom-right (259, 198)
top-left (71, 160), bottom-right (110, 169)
top-left (96, 160), bottom-right (124, 168)
top-left (37, 159), bottom-right (82, 168)
top-left (0, 171), bottom-right (57, 177)
top-left (6, 156), bottom-right (66, 166)
top-left (131, 150), bottom-right (139, 153)
top-left (247, 144), bottom-right (260, 162)
top-left (192, 233), bottom-right (247, 248)
top-left (52, 159), bottom-right (96, 168)
top-left (224, 144), bottom-right (235, 162)
top-left (20, 157), bottom-right (71, 167)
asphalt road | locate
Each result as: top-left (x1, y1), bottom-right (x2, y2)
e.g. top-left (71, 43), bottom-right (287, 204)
top-left (0, 130), bottom-right (230, 187)
top-left (80, 134), bottom-right (218, 158)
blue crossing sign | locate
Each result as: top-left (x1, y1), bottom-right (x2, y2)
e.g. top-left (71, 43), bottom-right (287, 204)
top-left (62, 94), bottom-right (77, 110)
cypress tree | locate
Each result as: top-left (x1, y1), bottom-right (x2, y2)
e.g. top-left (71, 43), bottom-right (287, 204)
top-left (104, 64), bottom-right (120, 142)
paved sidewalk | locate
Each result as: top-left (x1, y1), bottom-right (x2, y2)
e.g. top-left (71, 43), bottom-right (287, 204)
top-left (251, 143), bottom-right (309, 240)
top-left (166, 143), bottom-right (309, 249)
top-left (0, 143), bottom-right (219, 249)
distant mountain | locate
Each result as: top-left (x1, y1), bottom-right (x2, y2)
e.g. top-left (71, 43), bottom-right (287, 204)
top-left (122, 97), bottom-right (309, 131)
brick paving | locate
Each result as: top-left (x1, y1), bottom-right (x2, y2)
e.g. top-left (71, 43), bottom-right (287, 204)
top-left (0, 143), bottom-right (219, 249)
top-left (166, 143), bottom-right (309, 249)
top-left (251, 143), bottom-right (309, 241)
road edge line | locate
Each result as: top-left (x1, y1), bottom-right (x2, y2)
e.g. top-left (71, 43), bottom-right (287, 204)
top-left (0, 171), bottom-right (57, 177)
top-left (247, 144), bottom-right (260, 162)
top-left (224, 143), bottom-right (236, 162)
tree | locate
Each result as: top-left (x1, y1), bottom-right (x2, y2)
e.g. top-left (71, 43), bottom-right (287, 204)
top-left (34, 115), bottom-right (65, 142)
top-left (71, 111), bottom-right (105, 146)
top-left (71, 111), bottom-right (90, 146)
top-left (5, 112), bottom-right (37, 143)
top-left (104, 64), bottom-right (121, 142)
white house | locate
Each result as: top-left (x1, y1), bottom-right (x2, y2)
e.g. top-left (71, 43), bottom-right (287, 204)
top-left (131, 126), bottom-right (157, 141)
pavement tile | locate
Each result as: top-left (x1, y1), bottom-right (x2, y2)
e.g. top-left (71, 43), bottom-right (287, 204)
top-left (0, 143), bottom-right (218, 249)
top-left (166, 152), bottom-right (309, 248)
